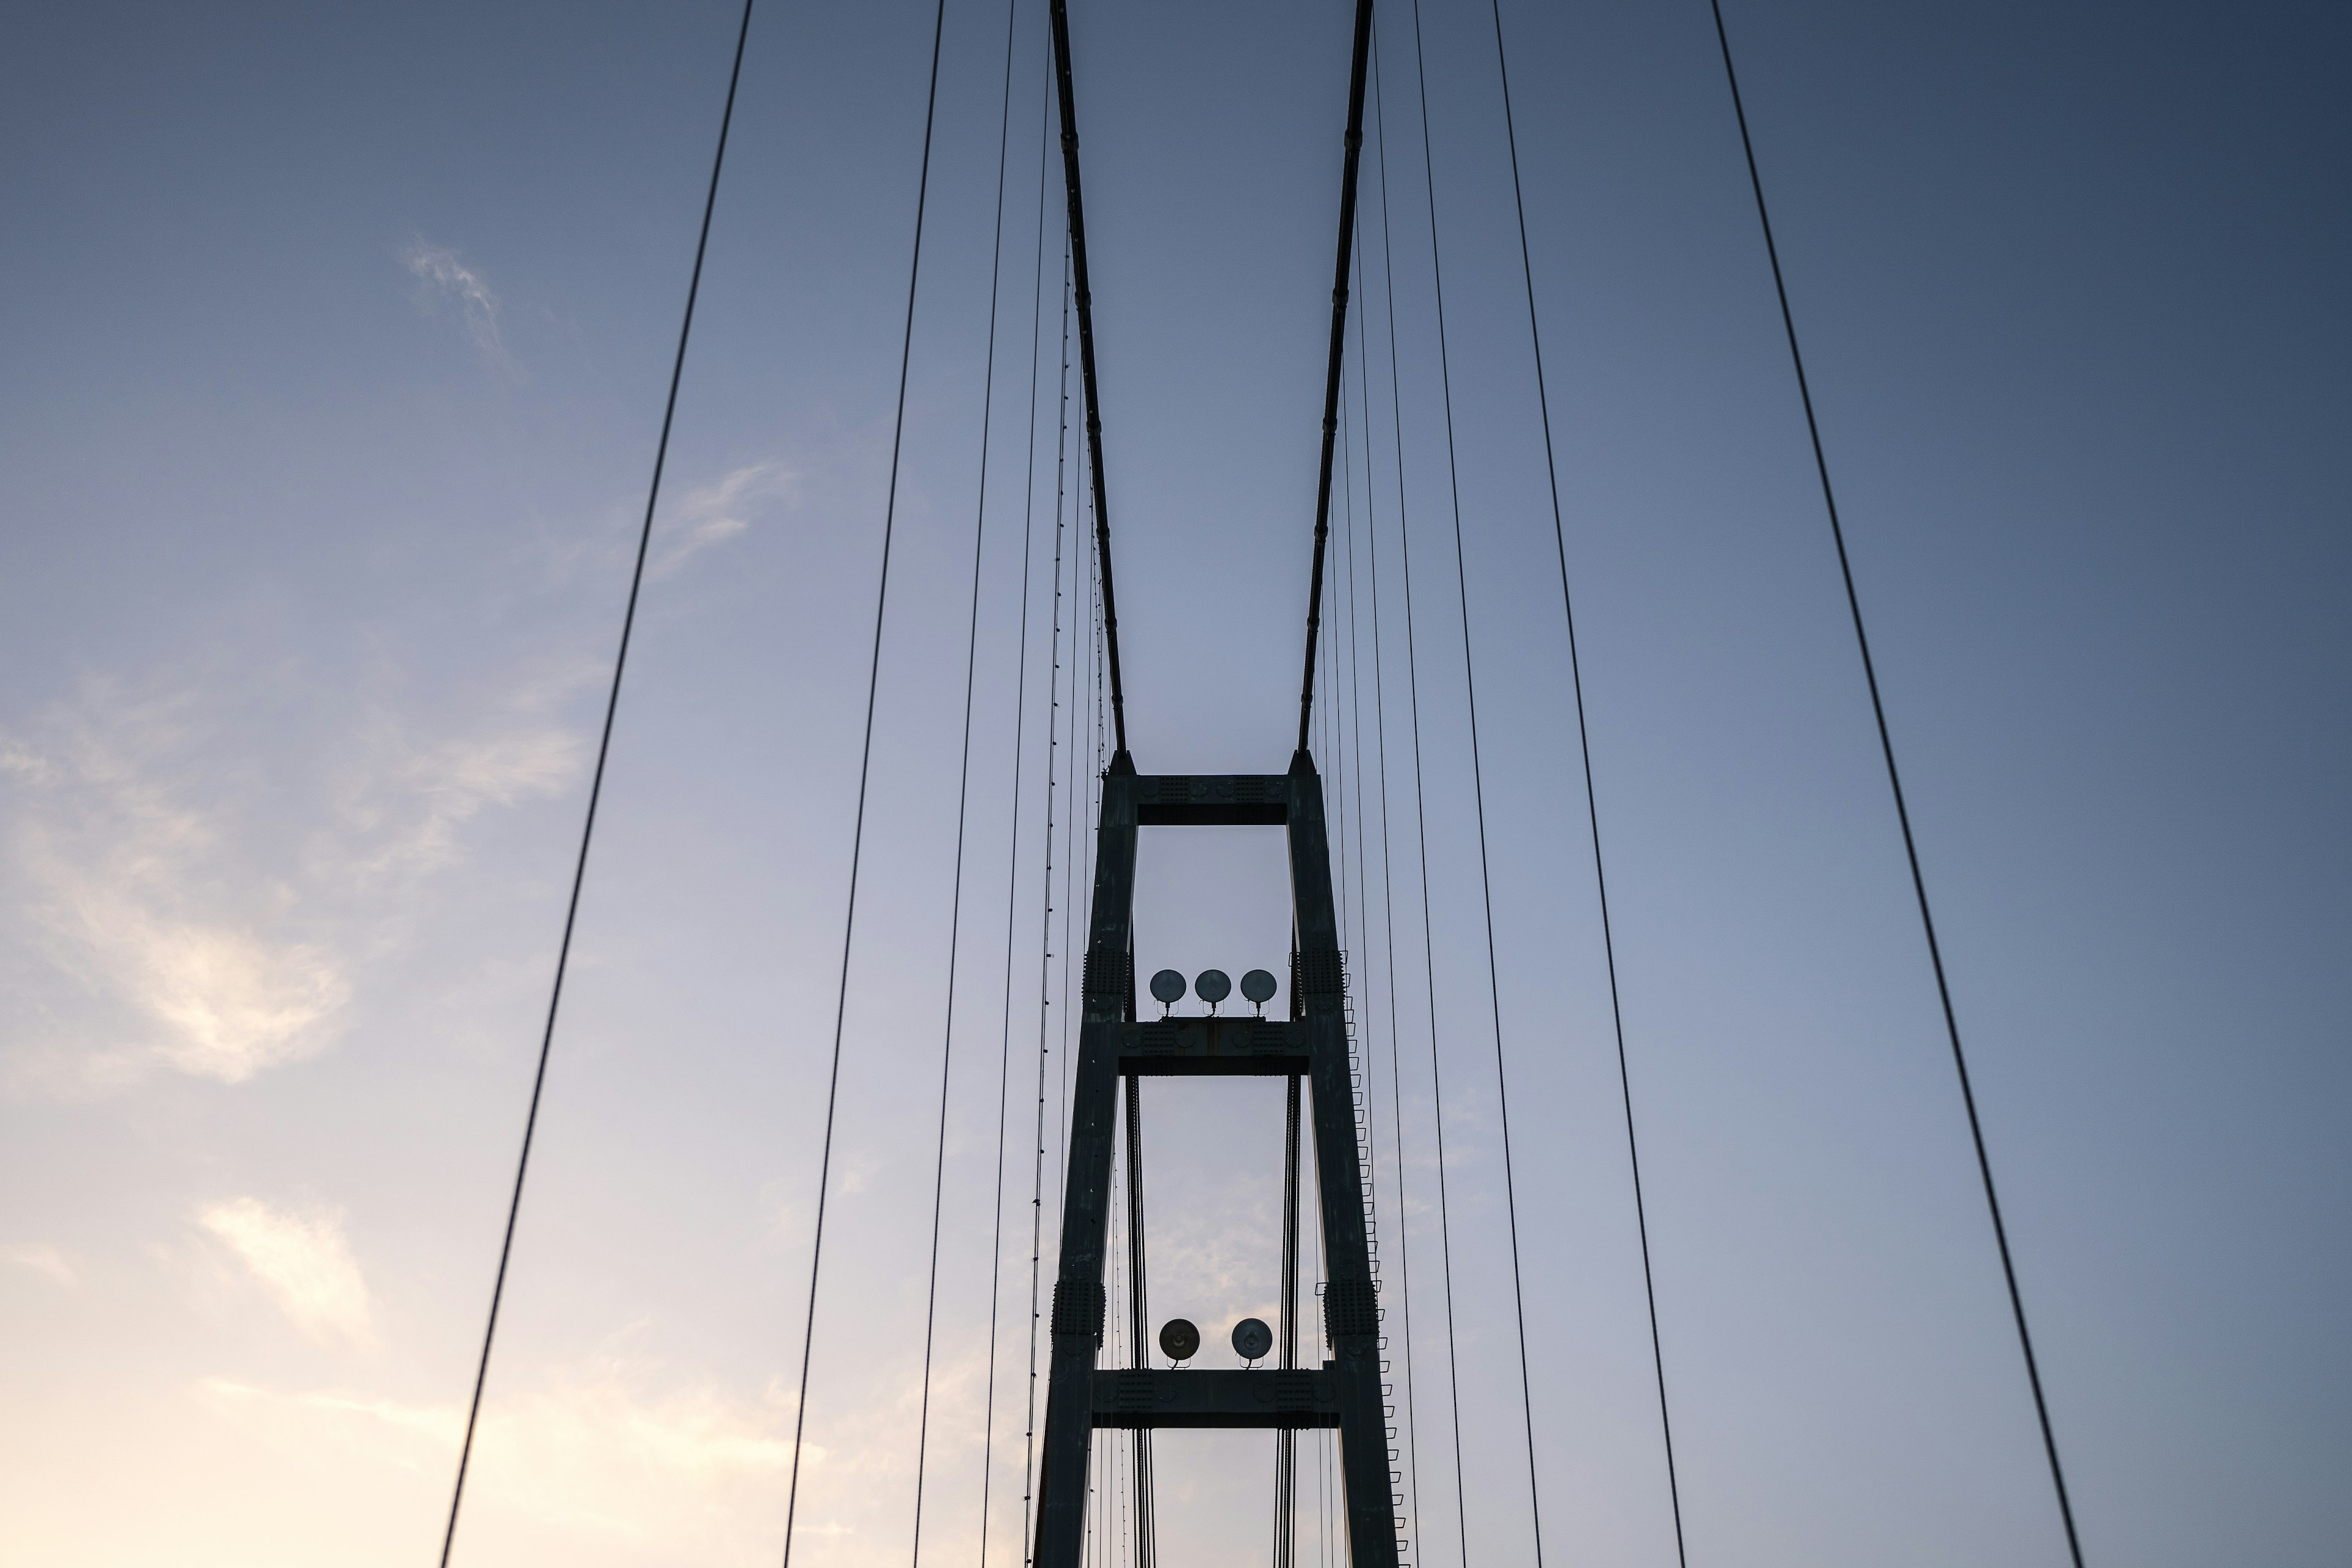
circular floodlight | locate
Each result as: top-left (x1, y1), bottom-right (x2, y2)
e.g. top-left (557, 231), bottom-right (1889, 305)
top-left (1239, 969), bottom-right (1278, 1009)
top-left (1149, 969), bottom-right (1187, 1006)
top-left (1159, 1317), bottom-right (1200, 1364)
top-left (1231, 1316), bottom-right (1273, 1363)
top-left (1194, 969), bottom-right (1232, 1009)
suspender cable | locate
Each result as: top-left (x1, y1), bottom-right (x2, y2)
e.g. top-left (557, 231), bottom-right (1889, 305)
top-left (1022, 235), bottom-right (1076, 1564)
top-left (1704, 6), bottom-right (2087, 1562)
top-left (984, 44), bottom-right (1056, 1568)
top-left (1403, 0), bottom-right (1550, 1553)
top-left (910, 0), bottom-right (1025, 1553)
top-left (434, 6), bottom-right (755, 1561)
top-left (780, 0), bottom-right (950, 1556)
top-left (1123, 1075), bottom-right (1157, 1568)
top-left (1044, 0), bottom-right (1129, 758)
top-left (1295, 0), bottom-right (1379, 756)
top-left (980, 50), bottom-right (1055, 1568)
top-left (1362, 36), bottom-right (1433, 1559)
top-left (1483, 2), bottom-right (1689, 1559)
top-left (1384, 19), bottom-right (1474, 1553)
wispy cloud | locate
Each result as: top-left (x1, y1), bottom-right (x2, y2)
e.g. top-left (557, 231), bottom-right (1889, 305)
top-left (198, 1359), bottom-right (807, 1550)
top-left (402, 239), bottom-right (515, 373)
top-left (331, 701), bottom-right (587, 885)
top-left (6, 676), bottom-right (351, 1087)
top-left (2, 662), bottom-right (584, 1093)
top-left (198, 1197), bottom-right (375, 1349)
top-left (650, 461), bottom-right (796, 579)
top-left (1, 1243), bottom-right (76, 1287)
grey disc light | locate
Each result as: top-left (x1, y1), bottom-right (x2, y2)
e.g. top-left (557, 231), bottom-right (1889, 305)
top-left (1149, 969), bottom-right (1187, 1007)
top-left (1194, 969), bottom-right (1232, 1009)
top-left (1239, 968), bottom-right (1278, 1009)
top-left (1159, 1317), bottom-right (1200, 1364)
top-left (1231, 1316), bottom-right (1273, 1362)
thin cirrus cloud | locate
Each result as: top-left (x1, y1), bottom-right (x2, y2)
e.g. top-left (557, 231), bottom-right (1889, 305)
top-left (198, 1361), bottom-right (809, 1555)
top-left (1, 1244), bottom-right (77, 1287)
top-left (649, 460), bottom-right (796, 579)
top-left (198, 1197), bottom-right (376, 1349)
top-left (2, 661), bottom-right (584, 1095)
top-left (4, 678), bottom-right (351, 1090)
top-left (402, 239), bottom-right (516, 374)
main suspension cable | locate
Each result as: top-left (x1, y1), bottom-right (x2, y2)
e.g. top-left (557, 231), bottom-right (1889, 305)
top-left (909, 0), bottom-right (1025, 1552)
top-left (1704, 7), bottom-right (2086, 1563)
top-left (1044, 0), bottom-right (1130, 756)
top-left (1485, 1), bottom-right (1689, 1559)
top-left (434, 5), bottom-right (755, 1561)
top-left (780, 0), bottom-right (950, 1556)
top-left (1295, 0), bottom-right (1380, 756)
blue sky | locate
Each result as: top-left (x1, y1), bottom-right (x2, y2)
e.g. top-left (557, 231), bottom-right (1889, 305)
top-left (1, 1), bottom-right (2345, 1564)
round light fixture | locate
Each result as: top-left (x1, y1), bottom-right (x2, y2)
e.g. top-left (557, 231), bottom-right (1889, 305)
top-left (1159, 1317), bottom-right (1200, 1365)
top-left (1194, 969), bottom-right (1232, 1012)
top-left (1231, 1316), bottom-right (1273, 1363)
top-left (1239, 968), bottom-right (1278, 1013)
top-left (1148, 969), bottom-right (1186, 1010)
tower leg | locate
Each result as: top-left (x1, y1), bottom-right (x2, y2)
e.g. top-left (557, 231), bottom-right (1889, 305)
top-left (1034, 761), bottom-right (1137, 1568)
top-left (1287, 753), bottom-right (1401, 1567)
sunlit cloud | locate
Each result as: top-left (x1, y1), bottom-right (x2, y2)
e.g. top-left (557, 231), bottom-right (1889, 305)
top-left (402, 239), bottom-right (516, 374)
top-left (198, 1360), bottom-right (810, 1553)
top-left (84, 902), bottom-right (347, 1083)
top-left (334, 712), bottom-right (586, 883)
top-left (650, 461), bottom-right (796, 579)
top-left (1, 661), bottom-right (584, 1093)
top-left (4, 678), bottom-right (352, 1087)
top-left (199, 1197), bottom-right (376, 1349)
top-left (1, 1244), bottom-right (77, 1287)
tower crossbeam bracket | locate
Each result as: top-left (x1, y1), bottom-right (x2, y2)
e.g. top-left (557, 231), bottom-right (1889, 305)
top-left (1090, 1367), bottom-right (1342, 1430)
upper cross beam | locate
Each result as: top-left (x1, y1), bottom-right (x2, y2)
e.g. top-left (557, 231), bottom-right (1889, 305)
top-left (1133, 774), bottom-right (1292, 827)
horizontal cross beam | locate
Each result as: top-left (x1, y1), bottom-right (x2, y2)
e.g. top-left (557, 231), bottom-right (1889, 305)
top-left (1121, 1016), bottom-right (1306, 1076)
top-left (1090, 1366), bottom-right (1341, 1430)
top-left (1134, 774), bottom-right (1291, 827)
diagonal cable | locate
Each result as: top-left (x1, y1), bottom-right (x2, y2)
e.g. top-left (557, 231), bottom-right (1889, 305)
top-left (1705, 6), bottom-right (2087, 1563)
top-left (1295, 0), bottom-right (1380, 755)
top-left (434, 4), bottom-right (755, 1561)
top-left (1362, 31), bottom-right (1433, 1560)
top-left (1404, 0), bottom-right (1550, 1556)
top-left (1485, 1), bottom-right (1691, 1559)
top-left (779, 0), bottom-right (951, 1556)
top-left (980, 30), bottom-right (1056, 1568)
top-left (1385, 6), bottom-right (1475, 1550)
top-left (910, 0), bottom-right (1024, 1556)
top-left (1044, 0), bottom-right (1131, 754)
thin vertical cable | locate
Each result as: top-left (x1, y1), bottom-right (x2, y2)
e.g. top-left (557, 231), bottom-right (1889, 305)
top-left (435, 6), bottom-right (755, 1562)
top-left (780, 1), bottom-right (951, 1558)
top-left (1023, 231), bottom-right (1076, 1568)
top-left (1123, 1075), bottom-right (1156, 1568)
top-left (1484, 1), bottom-right (1689, 1559)
top-left (1404, 0), bottom-right (1549, 1555)
top-left (1379, 9), bottom-right (1472, 1558)
top-left (1703, 6), bottom-right (2086, 1562)
top-left (983, 37), bottom-right (1055, 1568)
top-left (1362, 34), bottom-right (1430, 1559)
top-left (910, 0), bottom-right (1024, 1555)
top-left (1276, 1071), bottom-right (1303, 1567)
